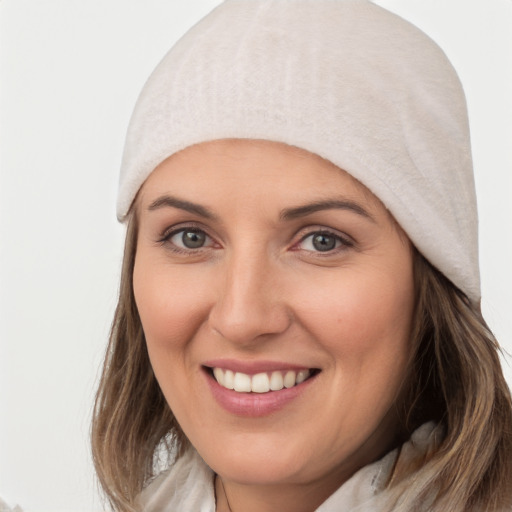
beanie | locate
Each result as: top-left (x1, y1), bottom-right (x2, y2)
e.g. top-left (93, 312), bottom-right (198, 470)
top-left (117, 0), bottom-right (480, 303)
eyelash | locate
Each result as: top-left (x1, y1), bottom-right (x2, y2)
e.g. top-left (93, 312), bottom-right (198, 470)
top-left (294, 230), bottom-right (354, 255)
top-left (157, 225), bottom-right (354, 256)
top-left (158, 225), bottom-right (216, 255)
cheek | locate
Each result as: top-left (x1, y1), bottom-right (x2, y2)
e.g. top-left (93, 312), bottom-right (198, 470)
top-left (132, 257), bottom-right (215, 419)
top-left (293, 261), bottom-right (414, 376)
top-left (133, 256), bottom-right (212, 356)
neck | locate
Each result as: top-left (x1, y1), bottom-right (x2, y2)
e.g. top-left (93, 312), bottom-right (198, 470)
top-left (214, 463), bottom-right (360, 512)
top-left (213, 417), bottom-right (402, 512)
top-left (215, 477), bottom-right (321, 512)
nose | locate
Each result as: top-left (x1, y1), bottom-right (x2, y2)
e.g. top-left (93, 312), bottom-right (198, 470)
top-left (208, 250), bottom-right (292, 345)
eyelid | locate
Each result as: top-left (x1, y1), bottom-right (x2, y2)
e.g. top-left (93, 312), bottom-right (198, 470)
top-left (292, 226), bottom-right (355, 253)
top-left (158, 221), bottom-right (210, 241)
top-left (156, 222), bottom-right (354, 255)
top-left (171, 229), bottom-right (214, 249)
top-left (157, 222), bottom-right (220, 252)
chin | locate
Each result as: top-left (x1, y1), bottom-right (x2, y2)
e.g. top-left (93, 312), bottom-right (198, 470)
top-left (194, 431), bottom-right (336, 486)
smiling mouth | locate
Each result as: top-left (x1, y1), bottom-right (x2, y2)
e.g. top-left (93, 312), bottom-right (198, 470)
top-left (206, 367), bottom-right (320, 394)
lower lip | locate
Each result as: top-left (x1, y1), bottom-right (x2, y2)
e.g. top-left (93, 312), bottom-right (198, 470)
top-left (204, 370), bottom-right (317, 417)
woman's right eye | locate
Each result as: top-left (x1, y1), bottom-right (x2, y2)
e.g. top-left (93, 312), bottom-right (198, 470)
top-left (164, 228), bottom-right (215, 251)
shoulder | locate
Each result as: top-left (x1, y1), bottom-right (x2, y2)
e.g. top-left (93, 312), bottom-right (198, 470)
top-left (137, 448), bottom-right (216, 512)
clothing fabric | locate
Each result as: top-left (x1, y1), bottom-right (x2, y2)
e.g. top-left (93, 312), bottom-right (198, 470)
top-left (138, 423), bottom-right (438, 511)
top-left (117, 0), bottom-right (480, 303)
top-left (0, 498), bottom-right (23, 512)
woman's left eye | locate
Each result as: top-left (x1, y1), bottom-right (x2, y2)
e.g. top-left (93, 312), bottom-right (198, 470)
top-left (168, 228), bottom-right (214, 250)
top-left (297, 231), bottom-right (351, 253)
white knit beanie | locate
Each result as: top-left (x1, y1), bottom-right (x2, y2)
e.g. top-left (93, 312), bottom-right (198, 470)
top-left (118, 0), bottom-right (480, 302)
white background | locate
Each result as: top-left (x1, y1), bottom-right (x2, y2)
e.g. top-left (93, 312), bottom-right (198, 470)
top-left (1, 1), bottom-right (511, 511)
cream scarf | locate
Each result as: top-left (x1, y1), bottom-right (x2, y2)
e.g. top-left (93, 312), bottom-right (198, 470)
top-left (138, 423), bottom-right (438, 512)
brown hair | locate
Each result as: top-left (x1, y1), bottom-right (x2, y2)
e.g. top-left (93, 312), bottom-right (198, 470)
top-left (91, 214), bottom-right (187, 512)
top-left (386, 248), bottom-right (512, 511)
top-left (91, 212), bottom-right (512, 512)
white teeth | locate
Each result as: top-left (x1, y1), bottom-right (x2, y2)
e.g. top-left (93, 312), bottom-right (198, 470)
top-left (251, 373), bottom-right (270, 393)
top-left (224, 369), bottom-right (235, 389)
top-left (233, 372), bottom-right (252, 392)
top-left (212, 368), bottom-right (312, 393)
top-left (213, 367), bottom-right (224, 386)
top-left (269, 371), bottom-right (284, 391)
top-left (283, 370), bottom-right (296, 389)
top-left (296, 369), bottom-right (309, 384)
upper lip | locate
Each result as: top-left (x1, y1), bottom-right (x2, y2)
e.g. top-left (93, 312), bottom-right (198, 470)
top-left (202, 359), bottom-right (316, 375)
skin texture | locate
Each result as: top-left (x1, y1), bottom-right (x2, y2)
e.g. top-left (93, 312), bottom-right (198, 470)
top-left (133, 139), bottom-right (415, 512)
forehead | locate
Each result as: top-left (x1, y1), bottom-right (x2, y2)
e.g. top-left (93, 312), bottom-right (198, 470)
top-left (138, 139), bottom-right (384, 210)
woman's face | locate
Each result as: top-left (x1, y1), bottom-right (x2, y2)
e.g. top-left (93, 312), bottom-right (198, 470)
top-left (134, 139), bottom-right (415, 498)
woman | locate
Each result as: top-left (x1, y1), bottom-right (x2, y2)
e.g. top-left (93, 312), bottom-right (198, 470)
top-left (92, 1), bottom-right (512, 511)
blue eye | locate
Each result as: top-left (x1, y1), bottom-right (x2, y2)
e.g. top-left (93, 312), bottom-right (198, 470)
top-left (299, 232), bottom-right (345, 252)
top-left (169, 229), bottom-right (212, 250)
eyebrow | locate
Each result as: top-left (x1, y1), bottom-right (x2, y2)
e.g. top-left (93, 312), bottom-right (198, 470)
top-left (147, 195), bottom-right (374, 223)
top-left (148, 195), bottom-right (218, 220)
top-left (280, 199), bottom-right (375, 222)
